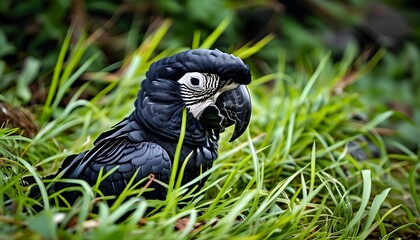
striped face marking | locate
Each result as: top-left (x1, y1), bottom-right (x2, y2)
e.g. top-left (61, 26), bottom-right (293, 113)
top-left (177, 72), bottom-right (238, 119)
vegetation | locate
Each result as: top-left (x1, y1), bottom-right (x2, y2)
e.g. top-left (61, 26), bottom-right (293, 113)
top-left (1, 1), bottom-right (419, 239)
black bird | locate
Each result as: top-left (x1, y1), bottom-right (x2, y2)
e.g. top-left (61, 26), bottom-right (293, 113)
top-left (47, 49), bottom-right (252, 204)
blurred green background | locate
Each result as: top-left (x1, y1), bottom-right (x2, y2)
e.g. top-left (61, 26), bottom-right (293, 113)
top-left (1, 0), bottom-right (419, 151)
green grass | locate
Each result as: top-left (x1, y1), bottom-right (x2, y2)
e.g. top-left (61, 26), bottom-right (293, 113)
top-left (1, 20), bottom-right (419, 239)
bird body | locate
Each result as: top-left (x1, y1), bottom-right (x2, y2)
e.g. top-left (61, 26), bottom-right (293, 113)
top-left (46, 49), bottom-right (252, 204)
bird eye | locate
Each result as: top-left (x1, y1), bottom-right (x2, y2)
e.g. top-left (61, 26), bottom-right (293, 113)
top-left (190, 77), bottom-right (200, 86)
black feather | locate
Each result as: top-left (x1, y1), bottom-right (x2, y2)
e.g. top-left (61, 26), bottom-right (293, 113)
top-left (33, 49), bottom-right (251, 206)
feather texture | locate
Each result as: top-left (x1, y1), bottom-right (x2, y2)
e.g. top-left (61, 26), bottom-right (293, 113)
top-left (43, 49), bottom-right (251, 205)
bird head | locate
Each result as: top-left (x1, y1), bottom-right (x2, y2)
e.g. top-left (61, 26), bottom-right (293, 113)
top-left (134, 49), bottom-right (251, 144)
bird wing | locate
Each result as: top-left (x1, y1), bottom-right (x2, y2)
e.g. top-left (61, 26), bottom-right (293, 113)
top-left (59, 137), bottom-right (172, 197)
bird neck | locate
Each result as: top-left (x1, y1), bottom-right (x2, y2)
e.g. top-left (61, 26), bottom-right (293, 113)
top-left (133, 83), bottom-right (208, 145)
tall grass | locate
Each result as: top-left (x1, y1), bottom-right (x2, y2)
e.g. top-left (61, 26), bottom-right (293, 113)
top-left (0, 19), bottom-right (419, 239)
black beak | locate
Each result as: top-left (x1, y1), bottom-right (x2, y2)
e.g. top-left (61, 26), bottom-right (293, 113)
top-left (200, 85), bottom-right (251, 142)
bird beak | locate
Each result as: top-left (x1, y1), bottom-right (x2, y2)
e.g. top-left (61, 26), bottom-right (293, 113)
top-left (200, 85), bottom-right (251, 142)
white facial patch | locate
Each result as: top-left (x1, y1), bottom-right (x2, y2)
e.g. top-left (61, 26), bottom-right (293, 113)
top-left (177, 72), bottom-right (240, 119)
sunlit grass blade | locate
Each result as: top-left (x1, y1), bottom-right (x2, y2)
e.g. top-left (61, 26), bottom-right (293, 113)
top-left (200, 16), bottom-right (232, 49)
top-left (233, 34), bottom-right (275, 59)
top-left (41, 25), bottom-right (74, 122)
top-left (343, 170), bottom-right (372, 237)
top-left (357, 188), bottom-right (391, 239)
